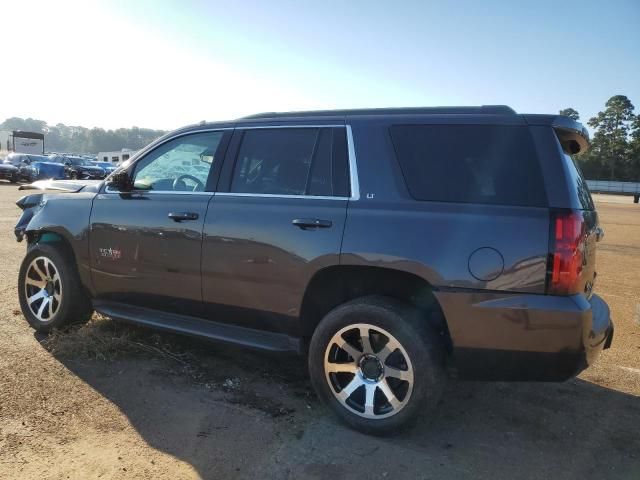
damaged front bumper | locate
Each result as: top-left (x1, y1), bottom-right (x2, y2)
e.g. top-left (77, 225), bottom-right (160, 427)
top-left (14, 194), bottom-right (45, 242)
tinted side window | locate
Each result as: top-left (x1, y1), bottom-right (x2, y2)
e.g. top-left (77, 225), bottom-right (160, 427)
top-left (231, 128), bottom-right (350, 197)
top-left (331, 128), bottom-right (350, 197)
top-left (390, 125), bottom-right (547, 207)
top-left (307, 128), bottom-right (333, 196)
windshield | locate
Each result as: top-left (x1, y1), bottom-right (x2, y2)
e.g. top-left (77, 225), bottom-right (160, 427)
top-left (5, 156), bottom-right (24, 166)
top-left (5, 155), bottom-right (47, 165)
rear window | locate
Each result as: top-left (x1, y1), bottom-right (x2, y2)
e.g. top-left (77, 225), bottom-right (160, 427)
top-left (390, 124), bottom-right (547, 207)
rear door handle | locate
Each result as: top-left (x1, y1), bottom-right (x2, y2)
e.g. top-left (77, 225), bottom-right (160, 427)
top-left (168, 212), bottom-right (199, 222)
top-left (292, 218), bottom-right (332, 230)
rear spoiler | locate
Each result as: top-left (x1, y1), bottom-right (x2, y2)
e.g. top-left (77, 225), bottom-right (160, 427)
top-left (524, 114), bottom-right (590, 155)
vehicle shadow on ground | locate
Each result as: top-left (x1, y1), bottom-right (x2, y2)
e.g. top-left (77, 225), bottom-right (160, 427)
top-left (42, 330), bottom-right (640, 480)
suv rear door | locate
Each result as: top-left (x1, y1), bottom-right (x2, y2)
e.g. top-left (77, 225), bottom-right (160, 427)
top-left (201, 125), bottom-right (353, 334)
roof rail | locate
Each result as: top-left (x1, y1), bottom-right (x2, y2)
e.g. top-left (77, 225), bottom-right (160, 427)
top-left (240, 105), bottom-right (516, 120)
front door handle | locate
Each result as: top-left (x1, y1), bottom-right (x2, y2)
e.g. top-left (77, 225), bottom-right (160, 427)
top-left (168, 212), bottom-right (199, 222)
top-left (292, 218), bottom-right (332, 230)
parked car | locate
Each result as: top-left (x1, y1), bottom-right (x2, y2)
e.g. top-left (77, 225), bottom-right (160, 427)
top-left (4, 153), bottom-right (67, 182)
top-left (14, 106), bottom-right (613, 435)
top-left (0, 159), bottom-right (20, 183)
top-left (48, 155), bottom-right (107, 179)
top-left (91, 161), bottom-right (118, 175)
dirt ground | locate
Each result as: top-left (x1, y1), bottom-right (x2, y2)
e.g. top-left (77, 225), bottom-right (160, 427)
top-left (0, 184), bottom-right (638, 480)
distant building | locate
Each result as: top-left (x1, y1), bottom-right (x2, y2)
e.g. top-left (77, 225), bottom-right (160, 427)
top-left (96, 149), bottom-right (138, 165)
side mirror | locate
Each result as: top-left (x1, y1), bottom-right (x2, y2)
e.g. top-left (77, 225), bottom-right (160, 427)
top-left (106, 169), bottom-right (133, 192)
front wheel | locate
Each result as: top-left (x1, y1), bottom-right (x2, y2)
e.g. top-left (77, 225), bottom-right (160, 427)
top-left (308, 296), bottom-right (445, 435)
top-left (18, 243), bottom-right (93, 333)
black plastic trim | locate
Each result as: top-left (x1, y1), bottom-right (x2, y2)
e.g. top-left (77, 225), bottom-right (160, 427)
top-left (93, 301), bottom-right (300, 353)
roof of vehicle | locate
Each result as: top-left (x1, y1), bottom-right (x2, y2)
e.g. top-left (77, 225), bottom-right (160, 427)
top-left (7, 153), bottom-right (49, 160)
top-left (151, 106), bottom-right (588, 155)
top-left (240, 105), bottom-right (517, 120)
top-left (170, 105), bottom-right (520, 134)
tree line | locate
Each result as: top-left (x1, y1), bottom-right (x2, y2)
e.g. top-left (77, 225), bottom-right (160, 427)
top-left (0, 117), bottom-right (166, 154)
top-left (4, 96), bottom-right (640, 181)
top-left (560, 95), bottom-right (640, 181)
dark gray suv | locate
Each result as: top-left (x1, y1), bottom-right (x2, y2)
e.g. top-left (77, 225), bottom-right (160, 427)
top-left (14, 106), bottom-right (613, 434)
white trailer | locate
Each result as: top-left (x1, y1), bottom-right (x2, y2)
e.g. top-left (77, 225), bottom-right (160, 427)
top-left (97, 149), bottom-right (138, 165)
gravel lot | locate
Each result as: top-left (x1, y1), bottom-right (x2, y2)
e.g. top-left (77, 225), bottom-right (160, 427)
top-left (0, 184), bottom-right (638, 480)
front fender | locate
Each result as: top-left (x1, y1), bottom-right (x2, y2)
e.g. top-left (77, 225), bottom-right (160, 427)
top-left (16, 192), bottom-right (96, 292)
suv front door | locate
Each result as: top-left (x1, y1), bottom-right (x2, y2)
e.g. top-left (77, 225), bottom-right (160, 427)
top-left (89, 130), bottom-right (230, 314)
top-left (202, 126), bottom-right (353, 334)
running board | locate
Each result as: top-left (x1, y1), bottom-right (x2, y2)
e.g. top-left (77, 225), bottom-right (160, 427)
top-left (93, 301), bottom-right (300, 353)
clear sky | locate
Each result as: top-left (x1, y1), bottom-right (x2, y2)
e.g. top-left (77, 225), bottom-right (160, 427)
top-left (3, 0), bottom-right (639, 130)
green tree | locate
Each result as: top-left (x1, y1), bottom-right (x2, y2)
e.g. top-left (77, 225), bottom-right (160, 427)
top-left (587, 95), bottom-right (636, 180)
top-left (1, 117), bottom-right (165, 154)
top-left (629, 115), bottom-right (640, 180)
top-left (1, 117), bottom-right (47, 133)
top-left (559, 108), bottom-right (580, 121)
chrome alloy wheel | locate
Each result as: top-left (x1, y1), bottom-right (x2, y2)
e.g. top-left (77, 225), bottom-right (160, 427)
top-left (324, 324), bottom-right (414, 419)
top-left (24, 256), bottom-right (63, 323)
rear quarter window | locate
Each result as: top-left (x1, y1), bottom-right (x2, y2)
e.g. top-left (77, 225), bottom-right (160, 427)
top-left (555, 137), bottom-right (595, 211)
top-left (389, 124), bottom-right (547, 207)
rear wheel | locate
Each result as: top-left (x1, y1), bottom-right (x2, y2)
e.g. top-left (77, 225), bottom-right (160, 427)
top-left (308, 296), bottom-right (444, 435)
top-left (18, 243), bottom-right (93, 333)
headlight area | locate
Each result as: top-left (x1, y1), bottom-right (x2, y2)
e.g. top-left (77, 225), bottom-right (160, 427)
top-left (15, 194), bottom-right (46, 242)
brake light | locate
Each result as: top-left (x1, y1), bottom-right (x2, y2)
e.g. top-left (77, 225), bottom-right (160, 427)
top-left (547, 209), bottom-right (585, 295)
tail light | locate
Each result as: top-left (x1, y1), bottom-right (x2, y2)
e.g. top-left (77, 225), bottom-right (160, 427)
top-left (547, 209), bottom-right (586, 295)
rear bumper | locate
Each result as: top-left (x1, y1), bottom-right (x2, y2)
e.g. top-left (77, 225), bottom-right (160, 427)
top-left (434, 291), bottom-right (613, 381)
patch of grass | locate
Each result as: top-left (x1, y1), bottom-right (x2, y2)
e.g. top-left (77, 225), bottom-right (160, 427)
top-left (41, 314), bottom-right (193, 364)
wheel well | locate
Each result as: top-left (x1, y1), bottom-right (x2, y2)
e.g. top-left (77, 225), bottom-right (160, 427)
top-left (26, 230), bottom-right (75, 263)
top-left (26, 229), bottom-right (93, 296)
top-left (299, 266), bottom-right (452, 352)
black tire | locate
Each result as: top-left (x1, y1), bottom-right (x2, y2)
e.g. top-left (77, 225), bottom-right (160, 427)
top-left (308, 295), bottom-right (445, 435)
top-left (70, 171), bottom-right (79, 180)
top-left (18, 242), bottom-right (93, 333)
